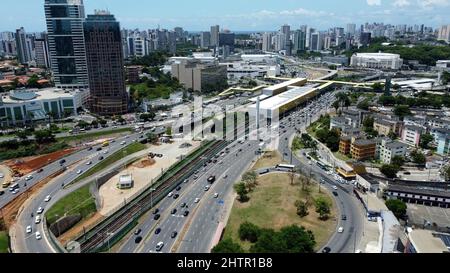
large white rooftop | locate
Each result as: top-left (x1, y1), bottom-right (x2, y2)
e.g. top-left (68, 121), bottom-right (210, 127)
top-left (250, 85), bottom-right (318, 111)
top-left (2, 88), bottom-right (79, 104)
top-left (353, 52), bottom-right (401, 59)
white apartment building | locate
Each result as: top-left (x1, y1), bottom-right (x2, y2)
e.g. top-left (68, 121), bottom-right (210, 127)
top-left (377, 139), bottom-right (408, 164)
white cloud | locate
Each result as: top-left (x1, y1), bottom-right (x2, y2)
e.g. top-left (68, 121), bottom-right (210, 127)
top-left (367, 0), bottom-right (382, 5)
top-left (417, 0), bottom-right (450, 7)
top-left (393, 0), bottom-right (411, 7)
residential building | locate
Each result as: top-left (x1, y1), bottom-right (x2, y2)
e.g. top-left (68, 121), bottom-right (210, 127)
top-left (351, 138), bottom-right (377, 161)
top-left (262, 33), bottom-right (273, 52)
top-left (401, 125), bottom-right (424, 147)
top-left (126, 66), bottom-right (142, 84)
top-left (200, 32), bottom-right (210, 48)
top-left (15, 27), bottom-right (32, 64)
top-left (377, 138), bottom-right (408, 164)
top-left (292, 30), bottom-right (306, 54)
top-left (219, 32), bottom-right (235, 50)
top-left (350, 53), bottom-right (403, 70)
top-left (310, 32), bottom-right (323, 52)
top-left (0, 88), bottom-right (88, 126)
top-left (436, 60), bottom-right (450, 72)
top-left (171, 58), bottom-right (227, 93)
top-left (34, 36), bottom-right (50, 68)
top-left (347, 23), bottom-right (356, 36)
top-left (374, 118), bottom-right (401, 136)
top-left (433, 128), bottom-right (450, 156)
top-left (437, 25), bottom-right (450, 43)
top-left (84, 11), bottom-right (128, 115)
top-left (360, 32), bottom-right (371, 46)
top-left (44, 0), bottom-right (89, 89)
top-left (274, 33), bottom-right (287, 51)
top-left (339, 136), bottom-right (352, 155)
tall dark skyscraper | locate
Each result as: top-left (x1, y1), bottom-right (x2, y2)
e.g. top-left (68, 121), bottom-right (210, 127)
top-left (15, 27), bottom-right (31, 64)
top-left (84, 11), bottom-right (128, 115)
top-left (44, 0), bottom-right (89, 89)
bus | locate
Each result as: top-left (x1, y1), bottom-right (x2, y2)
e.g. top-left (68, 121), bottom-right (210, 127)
top-left (276, 164), bottom-right (296, 171)
top-left (317, 161), bottom-right (329, 171)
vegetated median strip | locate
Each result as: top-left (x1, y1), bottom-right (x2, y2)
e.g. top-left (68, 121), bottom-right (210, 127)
top-left (71, 142), bottom-right (147, 185)
top-left (58, 128), bottom-right (132, 143)
top-left (0, 231), bottom-right (9, 253)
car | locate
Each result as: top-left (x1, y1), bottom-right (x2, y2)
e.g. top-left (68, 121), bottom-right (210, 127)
top-left (25, 175), bottom-right (33, 181)
top-left (120, 141), bottom-right (126, 145)
top-left (134, 236), bottom-right (142, 244)
top-left (87, 147), bottom-right (93, 151)
top-left (59, 159), bottom-right (66, 165)
top-left (134, 229), bottom-right (142, 235)
top-left (181, 203), bottom-right (187, 208)
top-left (35, 232), bottom-right (42, 240)
top-left (44, 195), bottom-right (51, 202)
top-left (36, 207), bottom-right (44, 214)
top-left (193, 175), bottom-right (199, 180)
top-left (35, 216), bottom-right (41, 224)
top-left (176, 186), bottom-right (181, 191)
top-left (183, 211), bottom-right (189, 217)
top-left (333, 186), bottom-right (338, 190)
top-left (342, 215), bottom-right (347, 221)
top-left (154, 214), bottom-right (161, 220)
top-left (404, 172), bottom-right (411, 175)
top-left (171, 231), bottom-right (178, 238)
top-left (155, 228), bottom-right (161, 235)
top-left (333, 191), bottom-right (338, 197)
top-left (86, 161), bottom-right (92, 166)
top-left (76, 170), bottom-right (83, 175)
top-left (171, 209), bottom-right (177, 215)
top-left (153, 208), bottom-right (160, 215)
top-left (168, 192), bottom-right (173, 198)
top-left (156, 242), bottom-right (164, 252)
top-left (173, 194), bottom-right (179, 199)
top-left (103, 150), bottom-right (109, 154)
top-left (98, 156), bottom-right (104, 161)
top-left (207, 176), bottom-right (216, 184)
top-left (0, 191), bottom-right (4, 196)
top-left (204, 185), bottom-right (210, 191)
top-left (338, 227), bottom-right (344, 233)
top-left (183, 179), bottom-right (189, 183)
top-left (12, 189), bottom-right (19, 194)
top-left (214, 193), bottom-right (219, 198)
top-left (0, 173), bottom-right (3, 178)
top-left (37, 169), bottom-right (44, 174)
top-left (26, 226), bottom-right (32, 234)
top-left (96, 147), bottom-right (102, 151)
top-left (194, 198), bottom-right (200, 203)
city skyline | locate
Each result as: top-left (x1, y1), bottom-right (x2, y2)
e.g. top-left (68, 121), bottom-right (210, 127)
top-left (1, 0), bottom-right (449, 32)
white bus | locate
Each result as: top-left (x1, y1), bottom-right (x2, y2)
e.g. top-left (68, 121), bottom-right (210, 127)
top-left (276, 164), bottom-right (296, 171)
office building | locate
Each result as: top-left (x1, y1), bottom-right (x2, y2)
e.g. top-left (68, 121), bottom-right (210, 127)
top-left (347, 24), bottom-right (356, 36)
top-left (323, 36), bottom-right (332, 50)
top-left (200, 32), bottom-right (210, 48)
top-left (44, 0), bottom-right (89, 89)
top-left (350, 53), bottom-right (403, 70)
top-left (171, 58), bottom-right (227, 93)
top-left (15, 27), bottom-right (32, 64)
top-left (83, 11), bottom-right (128, 115)
top-left (210, 25), bottom-right (220, 47)
top-left (360, 32), bottom-right (372, 46)
top-left (438, 25), bottom-right (450, 43)
top-left (274, 33), bottom-right (286, 51)
top-left (310, 32), bottom-right (323, 52)
top-left (292, 30), bottom-right (306, 53)
top-left (34, 36), bottom-right (51, 68)
top-left (219, 32), bottom-right (235, 48)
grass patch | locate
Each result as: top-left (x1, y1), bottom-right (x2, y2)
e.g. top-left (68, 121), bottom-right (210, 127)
top-left (46, 184), bottom-right (97, 225)
top-left (251, 151), bottom-right (283, 170)
top-left (0, 231), bottom-right (9, 253)
top-left (72, 142), bottom-right (147, 184)
top-left (224, 173), bottom-right (337, 251)
top-left (58, 128), bottom-right (132, 143)
top-left (333, 152), bottom-right (352, 162)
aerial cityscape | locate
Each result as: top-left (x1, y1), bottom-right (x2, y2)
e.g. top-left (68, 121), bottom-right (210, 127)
top-left (1, 0), bottom-right (450, 257)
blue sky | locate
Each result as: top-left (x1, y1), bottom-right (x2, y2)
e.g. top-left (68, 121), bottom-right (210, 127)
top-left (1, 0), bottom-right (449, 32)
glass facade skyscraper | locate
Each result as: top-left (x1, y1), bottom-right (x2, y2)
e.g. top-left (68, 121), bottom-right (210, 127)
top-left (84, 11), bottom-right (128, 115)
top-left (44, 0), bottom-right (89, 89)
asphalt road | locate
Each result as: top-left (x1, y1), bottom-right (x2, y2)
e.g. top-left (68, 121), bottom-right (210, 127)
top-left (12, 129), bottom-right (159, 253)
top-left (118, 139), bottom-right (259, 253)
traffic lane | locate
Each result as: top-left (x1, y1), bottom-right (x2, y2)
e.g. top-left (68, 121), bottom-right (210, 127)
top-left (142, 141), bottom-right (257, 253)
top-left (16, 132), bottom-right (147, 253)
top-left (178, 145), bottom-right (258, 253)
top-left (123, 140), bottom-right (249, 253)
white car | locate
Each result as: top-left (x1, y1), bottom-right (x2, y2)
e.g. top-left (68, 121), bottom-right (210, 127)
top-left (214, 193), bottom-right (219, 198)
top-left (194, 198), bottom-right (200, 203)
top-left (168, 192), bottom-right (173, 198)
top-left (44, 195), bottom-right (51, 202)
top-left (12, 189), bottom-right (19, 194)
top-left (204, 185), bottom-right (210, 191)
top-left (76, 170), bottom-right (83, 175)
top-left (26, 226), bottom-right (32, 234)
top-left (333, 186), bottom-right (338, 190)
top-left (103, 150), bottom-right (109, 154)
top-left (35, 216), bottom-right (41, 224)
top-left (86, 161), bottom-right (92, 166)
top-left (25, 175), bottom-right (33, 181)
top-left (120, 141), bottom-right (126, 145)
top-left (35, 232), bottom-right (42, 240)
top-left (36, 207), bottom-right (44, 214)
top-left (156, 242), bottom-right (164, 252)
top-left (0, 173), bottom-right (4, 178)
top-left (338, 227), bottom-right (344, 233)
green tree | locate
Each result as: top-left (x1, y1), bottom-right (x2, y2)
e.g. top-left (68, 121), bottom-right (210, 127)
top-left (238, 222), bottom-right (261, 243)
top-left (411, 150), bottom-right (426, 165)
top-left (443, 165), bottom-right (450, 182)
top-left (211, 238), bottom-right (244, 253)
top-left (385, 199), bottom-right (407, 219)
top-left (314, 197), bottom-right (331, 221)
top-left (372, 82), bottom-right (384, 92)
top-left (394, 105), bottom-right (412, 119)
top-left (242, 171), bottom-right (258, 191)
top-left (234, 182), bottom-right (248, 202)
top-left (392, 156), bottom-right (405, 168)
top-left (363, 117), bottom-right (374, 128)
top-left (357, 100), bottom-right (370, 110)
top-left (249, 229), bottom-right (285, 253)
top-left (380, 164), bottom-right (400, 178)
top-left (165, 127), bottom-right (172, 136)
top-left (27, 74), bottom-right (40, 88)
top-left (419, 133), bottom-right (435, 149)
top-left (33, 130), bottom-right (55, 144)
top-left (279, 225), bottom-right (316, 253)
top-left (16, 130), bottom-right (29, 140)
top-left (146, 133), bottom-right (158, 144)
top-left (295, 200), bottom-right (309, 218)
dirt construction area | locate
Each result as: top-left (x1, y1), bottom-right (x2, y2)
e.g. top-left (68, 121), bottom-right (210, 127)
top-left (3, 148), bottom-right (78, 176)
top-left (98, 140), bottom-right (201, 216)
